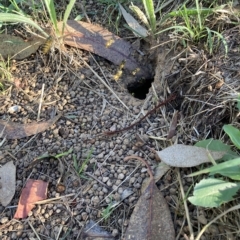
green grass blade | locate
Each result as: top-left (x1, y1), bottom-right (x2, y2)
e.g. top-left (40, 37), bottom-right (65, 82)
top-left (73, 154), bottom-right (78, 170)
top-left (206, 27), bottom-right (213, 54)
top-left (142, 0), bottom-right (156, 33)
top-left (167, 8), bottom-right (214, 17)
top-left (62, 0), bottom-right (77, 34)
top-left (211, 30), bottom-right (228, 55)
top-left (156, 25), bottom-right (195, 39)
top-left (0, 13), bottom-right (48, 37)
top-left (78, 148), bottom-right (93, 175)
top-left (55, 147), bottom-right (73, 158)
top-left (195, 0), bottom-right (202, 30)
top-left (43, 0), bottom-right (58, 33)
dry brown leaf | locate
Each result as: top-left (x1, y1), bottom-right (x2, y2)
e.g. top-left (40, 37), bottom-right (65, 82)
top-left (124, 156), bottom-right (175, 240)
top-left (167, 110), bottom-right (179, 139)
top-left (126, 180), bottom-right (175, 240)
top-left (0, 161), bottom-right (16, 206)
top-left (0, 114), bottom-right (61, 139)
top-left (14, 179), bottom-right (48, 219)
top-left (157, 144), bottom-right (225, 167)
top-left (58, 20), bottom-right (150, 78)
top-left (0, 34), bottom-right (44, 60)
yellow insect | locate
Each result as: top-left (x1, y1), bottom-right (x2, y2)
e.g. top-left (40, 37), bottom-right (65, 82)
top-left (132, 68), bottom-right (140, 76)
top-left (113, 70), bottom-right (123, 81)
top-left (113, 60), bottom-right (126, 81)
top-left (42, 36), bottom-right (53, 54)
top-left (105, 39), bottom-right (115, 48)
top-left (119, 60), bottom-right (126, 70)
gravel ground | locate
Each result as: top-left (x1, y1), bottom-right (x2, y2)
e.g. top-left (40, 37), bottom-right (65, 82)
top-left (1, 1), bottom-right (240, 240)
top-left (0, 49), bottom-right (180, 239)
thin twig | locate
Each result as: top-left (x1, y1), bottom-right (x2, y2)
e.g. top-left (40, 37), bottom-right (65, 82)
top-left (35, 193), bottom-right (75, 204)
top-left (177, 169), bottom-right (194, 240)
top-left (195, 204), bottom-right (240, 240)
top-left (104, 94), bottom-right (176, 135)
top-left (28, 219), bottom-right (41, 240)
top-left (124, 155), bottom-right (154, 180)
top-left (37, 83), bottom-right (45, 121)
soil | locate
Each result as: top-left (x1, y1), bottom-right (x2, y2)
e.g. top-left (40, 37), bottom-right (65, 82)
top-left (0, 1), bottom-right (240, 240)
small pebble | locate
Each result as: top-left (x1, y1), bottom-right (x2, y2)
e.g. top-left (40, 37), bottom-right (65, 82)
top-left (1, 217), bottom-right (8, 224)
top-left (118, 173), bottom-right (125, 180)
top-left (102, 177), bottom-right (109, 182)
top-left (112, 229), bottom-right (119, 237)
top-left (198, 214), bottom-right (208, 225)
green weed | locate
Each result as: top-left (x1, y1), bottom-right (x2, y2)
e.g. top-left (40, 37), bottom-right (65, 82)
top-left (188, 121), bottom-right (240, 208)
top-left (0, 0), bottom-right (77, 38)
top-left (101, 197), bottom-right (114, 220)
top-left (156, 0), bottom-right (228, 54)
top-left (73, 148), bottom-right (93, 178)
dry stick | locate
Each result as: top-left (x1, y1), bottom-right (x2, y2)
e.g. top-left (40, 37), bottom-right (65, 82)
top-left (104, 94), bottom-right (176, 135)
top-left (27, 219), bottom-right (41, 240)
top-left (37, 83), bottom-right (45, 121)
top-left (124, 155), bottom-right (154, 180)
top-left (196, 204), bottom-right (240, 240)
top-left (35, 193), bottom-right (75, 204)
top-left (124, 155), bottom-right (154, 240)
top-left (177, 169), bottom-right (194, 240)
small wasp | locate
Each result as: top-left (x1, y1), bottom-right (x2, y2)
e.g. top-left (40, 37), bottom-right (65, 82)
top-left (113, 60), bottom-right (126, 81)
top-left (119, 60), bottom-right (126, 70)
top-left (132, 67), bottom-right (140, 76)
top-left (105, 39), bottom-right (114, 48)
top-left (113, 70), bottom-right (123, 81)
top-left (42, 36), bottom-right (53, 54)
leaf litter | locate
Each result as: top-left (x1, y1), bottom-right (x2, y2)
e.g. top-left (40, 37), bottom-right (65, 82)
top-left (0, 34), bottom-right (44, 60)
top-left (124, 156), bottom-right (175, 240)
top-left (58, 20), bottom-right (151, 79)
top-left (157, 144), bottom-right (225, 167)
top-left (14, 179), bottom-right (48, 219)
top-left (0, 114), bottom-right (61, 139)
top-left (0, 161), bottom-right (16, 206)
top-left (0, 1), bottom-right (240, 239)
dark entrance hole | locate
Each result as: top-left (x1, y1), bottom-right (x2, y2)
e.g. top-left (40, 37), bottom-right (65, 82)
top-left (127, 77), bottom-right (154, 100)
